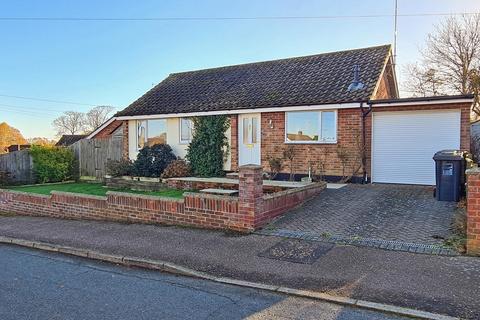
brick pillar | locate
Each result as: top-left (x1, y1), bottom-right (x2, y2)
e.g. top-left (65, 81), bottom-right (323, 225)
top-left (230, 115), bottom-right (238, 171)
top-left (466, 168), bottom-right (480, 256)
top-left (238, 165), bottom-right (263, 230)
top-left (122, 121), bottom-right (129, 160)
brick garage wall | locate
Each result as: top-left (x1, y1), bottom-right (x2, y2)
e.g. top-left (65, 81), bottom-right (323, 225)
top-left (466, 168), bottom-right (480, 256)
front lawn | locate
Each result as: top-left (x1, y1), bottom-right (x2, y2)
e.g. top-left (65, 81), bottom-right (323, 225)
top-left (6, 182), bottom-right (185, 199)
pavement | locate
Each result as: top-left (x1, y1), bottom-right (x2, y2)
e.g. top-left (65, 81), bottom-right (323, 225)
top-left (264, 184), bottom-right (458, 247)
top-left (0, 215), bottom-right (477, 319)
top-left (0, 244), bottom-right (411, 320)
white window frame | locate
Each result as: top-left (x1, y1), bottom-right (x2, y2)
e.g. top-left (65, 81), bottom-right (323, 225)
top-left (136, 120), bottom-right (147, 150)
top-left (136, 119), bottom-right (168, 150)
top-left (284, 110), bottom-right (337, 144)
top-left (179, 118), bottom-right (193, 144)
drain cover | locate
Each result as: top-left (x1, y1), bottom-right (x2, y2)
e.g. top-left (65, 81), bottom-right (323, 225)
top-left (259, 239), bottom-right (334, 264)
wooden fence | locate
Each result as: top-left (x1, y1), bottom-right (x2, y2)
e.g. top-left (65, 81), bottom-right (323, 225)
top-left (0, 149), bottom-right (35, 184)
top-left (70, 136), bottom-right (123, 180)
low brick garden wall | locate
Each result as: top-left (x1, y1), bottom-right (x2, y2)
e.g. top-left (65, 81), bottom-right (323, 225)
top-left (0, 165), bottom-right (326, 232)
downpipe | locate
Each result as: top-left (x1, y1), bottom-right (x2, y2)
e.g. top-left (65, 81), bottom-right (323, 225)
top-left (360, 102), bottom-right (372, 184)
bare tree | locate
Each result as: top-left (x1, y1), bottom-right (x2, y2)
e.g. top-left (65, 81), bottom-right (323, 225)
top-left (403, 14), bottom-right (480, 114)
top-left (52, 111), bottom-right (86, 136)
top-left (403, 63), bottom-right (445, 97)
top-left (84, 106), bottom-right (114, 132)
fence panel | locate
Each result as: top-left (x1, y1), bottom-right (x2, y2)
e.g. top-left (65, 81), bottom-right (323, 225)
top-left (71, 136), bottom-right (123, 179)
top-left (0, 149), bottom-right (35, 184)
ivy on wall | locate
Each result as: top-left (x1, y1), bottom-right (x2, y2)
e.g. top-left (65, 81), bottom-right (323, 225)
top-left (186, 115), bottom-right (230, 177)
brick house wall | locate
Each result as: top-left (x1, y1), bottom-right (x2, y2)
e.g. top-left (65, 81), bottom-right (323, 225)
top-left (260, 109), bottom-right (365, 178)
top-left (250, 101), bottom-right (471, 179)
top-left (90, 102), bottom-right (470, 180)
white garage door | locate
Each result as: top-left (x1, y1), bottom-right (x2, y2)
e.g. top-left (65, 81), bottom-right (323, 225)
top-left (372, 110), bottom-right (461, 185)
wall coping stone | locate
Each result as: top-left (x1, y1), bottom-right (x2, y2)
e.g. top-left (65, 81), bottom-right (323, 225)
top-left (106, 191), bottom-right (184, 203)
top-left (51, 191), bottom-right (108, 201)
top-left (466, 167), bottom-right (480, 175)
top-left (184, 191), bottom-right (238, 201)
top-left (0, 189), bottom-right (51, 199)
top-left (262, 182), bottom-right (326, 200)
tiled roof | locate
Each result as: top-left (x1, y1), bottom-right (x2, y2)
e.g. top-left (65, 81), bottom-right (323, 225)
top-left (117, 45), bottom-right (391, 117)
top-left (55, 135), bottom-right (87, 146)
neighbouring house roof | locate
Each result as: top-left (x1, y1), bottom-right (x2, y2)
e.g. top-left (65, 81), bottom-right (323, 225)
top-left (55, 135), bottom-right (87, 147)
top-left (5, 144), bottom-right (31, 153)
top-left (116, 45), bottom-right (393, 117)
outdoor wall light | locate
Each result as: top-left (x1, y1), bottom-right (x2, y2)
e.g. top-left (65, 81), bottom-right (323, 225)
top-left (268, 119), bottom-right (274, 129)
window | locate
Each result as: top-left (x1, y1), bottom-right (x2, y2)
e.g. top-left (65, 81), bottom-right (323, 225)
top-left (180, 118), bottom-right (193, 143)
top-left (285, 111), bottom-right (337, 143)
top-left (147, 119), bottom-right (167, 146)
top-left (242, 117), bottom-right (258, 144)
top-left (137, 119), bottom-right (168, 149)
top-left (137, 120), bottom-right (147, 149)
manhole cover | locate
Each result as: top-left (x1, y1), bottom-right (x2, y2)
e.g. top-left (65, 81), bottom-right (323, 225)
top-left (259, 239), bottom-right (334, 264)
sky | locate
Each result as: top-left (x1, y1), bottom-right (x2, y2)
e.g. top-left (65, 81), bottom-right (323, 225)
top-left (1, 0), bottom-right (479, 139)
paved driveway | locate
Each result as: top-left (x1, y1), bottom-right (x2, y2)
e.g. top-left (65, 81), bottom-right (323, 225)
top-left (263, 184), bottom-right (458, 247)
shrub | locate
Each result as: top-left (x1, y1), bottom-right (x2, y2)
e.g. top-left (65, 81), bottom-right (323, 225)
top-left (266, 156), bottom-right (283, 180)
top-left (29, 145), bottom-right (75, 183)
top-left (186, 115), bottom-right (230, 177)
top-left (283, 145), bottom-right (297, 181)
top-left (106, 159), bottom-right (133, 177)
top-left (161, 159), bottom-right (192, 178)
top-left (133, 144), bottom-right (176, 177)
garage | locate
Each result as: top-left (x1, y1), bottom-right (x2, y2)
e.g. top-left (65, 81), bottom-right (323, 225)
top-left (372, 110), bottom-right (461, 185)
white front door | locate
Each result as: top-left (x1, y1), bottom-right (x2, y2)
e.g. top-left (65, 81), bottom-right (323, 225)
top-left (238, 113), bottom-right (261, 166)
top-left (372, 110), bottom-right (461, 185)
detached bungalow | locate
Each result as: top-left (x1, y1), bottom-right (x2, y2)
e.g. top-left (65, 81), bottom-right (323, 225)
top-left (88, 45), bottom-right (472, 185)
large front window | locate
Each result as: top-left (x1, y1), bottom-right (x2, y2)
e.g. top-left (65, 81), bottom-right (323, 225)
top-left (285, 111), bottom-right (337, 143)
top-left (137, 119), bottom-right (167, 149)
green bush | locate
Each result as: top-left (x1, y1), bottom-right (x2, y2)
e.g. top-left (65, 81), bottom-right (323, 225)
top-left (106, 159), bottom-right (133, 177)
top-left (29, 145), bottom-right (75, 183)
top-left (132, 144), bottom-right (176, 177)
top-left (186, 115), bottom-right (230, 177)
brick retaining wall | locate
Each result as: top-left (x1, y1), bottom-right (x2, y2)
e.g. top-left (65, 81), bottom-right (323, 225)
top-left (0, 166), bottom-right (326, 232)
top-left (466, 167), bottom-right (480, 255)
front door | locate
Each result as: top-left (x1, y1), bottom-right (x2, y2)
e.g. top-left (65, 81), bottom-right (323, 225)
top-left (238, 113), bottom-right (261, 166)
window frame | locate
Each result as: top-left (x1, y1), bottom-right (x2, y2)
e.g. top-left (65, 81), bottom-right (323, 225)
top-left (179, 117), bottom-right (193, 144)
top-left (284, 110), bottom-right (337, 144)
top-left (136, 119), bottom-right (168, 150)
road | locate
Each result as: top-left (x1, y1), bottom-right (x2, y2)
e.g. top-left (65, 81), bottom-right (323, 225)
top-left (0, 244), bottom-right (409, 320)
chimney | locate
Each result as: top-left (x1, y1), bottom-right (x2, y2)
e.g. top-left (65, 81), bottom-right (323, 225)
top-left (348, 65), bottom-right (365, 91)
